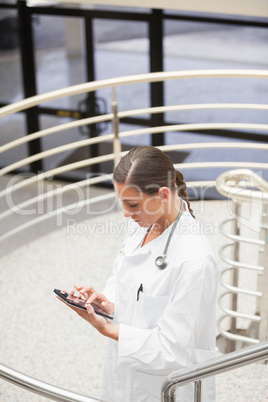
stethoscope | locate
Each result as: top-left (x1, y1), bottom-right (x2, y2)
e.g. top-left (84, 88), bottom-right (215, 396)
top-left (122, 198), bottom-right (184, 270)
top-left (155, 198), bottom-right (184, 270)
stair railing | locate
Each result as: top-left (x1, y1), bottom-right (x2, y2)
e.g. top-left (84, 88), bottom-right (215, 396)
top-left (0, 363), bottom-right (101, 402)
top-left (1, 342), bottom-right (267, 402)
top-left (161, 341), bottom-right (268, 402)
top-left (216, 169), bottom-right (268, 350)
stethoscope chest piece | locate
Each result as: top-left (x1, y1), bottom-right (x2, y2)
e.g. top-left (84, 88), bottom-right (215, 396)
top-left (155, 255), bottom-right (168, 270)
top-left (154, 198), bottom-right (185, 270)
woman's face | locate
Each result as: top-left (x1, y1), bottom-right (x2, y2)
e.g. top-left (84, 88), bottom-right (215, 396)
top-left (114, 182), bottom-right (163, 227)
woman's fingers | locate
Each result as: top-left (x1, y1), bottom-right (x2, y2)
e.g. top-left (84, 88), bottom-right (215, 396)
top-left (85, 303), bottom-right (95, 316)
top-left (85, 304), bottom-right (108, 327)
top-left (74, 285), bottom-right (96, 300)
top-left (81, 287), bottom-right (95, 298)
top-left (100, 301), bottom-right (114, 315)
top-left (62, 285), bottom-right (114, 314)
top-left (74, 303), bottom-right (107, 327)
top-left (69, 289), bottom-right (75, 296)
top-left (86, 293), bottom-right (114, 315)
top-left (74, 285), bottom-right (95, 294)
top-left (73, 284), bottom-right (84, 290)
top-left (56, 289), bottom-right (115, 335)
top-left (86, 292), bottom-right (108, 308)
top-left (86, 292), bottom-right (99, 304)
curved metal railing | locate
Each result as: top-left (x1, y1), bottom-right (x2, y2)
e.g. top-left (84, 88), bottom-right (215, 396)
top-left (1, 341), bottom-right (267, 402)
top-left (1, 70), bottom-right (268, 246)
top-left (161, 341), bottom-right (268, 402)
top-left (1, 69), bottom-right (268, 118)
top-left (0, 69), bottom-right (268, 400)
top-left (216, 169), bottom-right (268, 347)
top-left (0, 363), bottom-right (100, 402)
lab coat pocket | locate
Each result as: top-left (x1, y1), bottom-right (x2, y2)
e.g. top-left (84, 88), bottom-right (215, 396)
top-left (131, 292), bottom-right (169, 329)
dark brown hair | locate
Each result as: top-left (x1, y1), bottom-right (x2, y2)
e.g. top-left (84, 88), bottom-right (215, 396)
top-left (113, 146), bottom-right (195, 218)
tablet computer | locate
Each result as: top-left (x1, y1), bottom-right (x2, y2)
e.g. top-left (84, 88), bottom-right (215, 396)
top-left (54, 289), bottom-right (113, 320)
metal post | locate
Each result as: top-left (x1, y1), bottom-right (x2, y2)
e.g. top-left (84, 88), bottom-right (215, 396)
top-left (258, 203), bottom-right (268, 342)
top-left (161, 384), bottom-right (177, 402)
top-left (111, 87), bottom-right (121, 169)
top-left (149, 9), bottom-right (164, 147)
top-left (17, 0), bottom-right (42, 173)
top-left (161, 342), bottom-right (268, 402)
top-left (194, 380), bottom-right (202, 402)
top-left (228, 198), bottom-right (241, 352)
top-left (85, 15), bottom-right (99, 174)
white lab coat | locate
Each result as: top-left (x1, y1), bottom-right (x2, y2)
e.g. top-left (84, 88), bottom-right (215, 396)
top-left (101, 206), bottom-right (219, 402)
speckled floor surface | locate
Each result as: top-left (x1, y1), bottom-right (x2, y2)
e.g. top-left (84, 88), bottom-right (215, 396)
top-left (0, 179), bottom-right (267, 401)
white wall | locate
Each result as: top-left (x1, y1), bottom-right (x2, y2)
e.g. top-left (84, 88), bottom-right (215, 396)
top-left (27, 0), bottom-right (268, 18)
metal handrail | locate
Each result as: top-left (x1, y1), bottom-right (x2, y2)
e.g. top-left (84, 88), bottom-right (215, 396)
top-left (219, 218), bottom-right (265, 245)
top-left (216, 169), bottom-right (268, 347)
top-left (217, 316), bottom-right (260, 345)
top-left (1, 160), bottom-right (268, 243)
top-left (2, 104), bottom-right (268, 155)
top-left (219, 243), bottom-right (264, 272)
top-left (161, 341), bottom-right (268, 402)
top-left (216, 169), bottom-right (268, 200)
top-left (1, 344), bottom-right (267, 402)
top-left (1, 143), bottom-right (268, 195)
top-left (0, 178), bottom-right (215, 243)
top-left (0, 363), bottom-right (101, 402)
top-left (1, 70), bottom-right (267, 248)
top-left (1, 69), bottom-right (268, 118)
top-left (0, 191), bottom-right (115, 243)
top-left (1, 70), bottom-right (267, 400)
top-left (2, 127), bottom-right (268, 176)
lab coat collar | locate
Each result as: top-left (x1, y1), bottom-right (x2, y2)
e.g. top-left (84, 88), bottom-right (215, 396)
top-left (122, 223), bottom-right (148, 256)
top-left (123, 208), bottom-right (190, 259)
top-left (145, 219), bottom-right (182, 259)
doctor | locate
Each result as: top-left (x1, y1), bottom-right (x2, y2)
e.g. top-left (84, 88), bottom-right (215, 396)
top-left (61, 146), bottom-right (219, 401)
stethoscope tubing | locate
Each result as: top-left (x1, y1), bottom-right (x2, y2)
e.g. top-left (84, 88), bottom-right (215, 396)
top-left (120, 198), bottom-right (185, 270)
top-left (155, 198), bottom-right (184, 270)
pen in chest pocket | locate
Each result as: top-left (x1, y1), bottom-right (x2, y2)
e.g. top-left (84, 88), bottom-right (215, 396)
top-left (137, 283), bottom-right (143, 301)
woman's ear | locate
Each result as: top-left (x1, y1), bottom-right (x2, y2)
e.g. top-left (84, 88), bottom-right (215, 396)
top-left (158, 187), bottom-right (170, 203)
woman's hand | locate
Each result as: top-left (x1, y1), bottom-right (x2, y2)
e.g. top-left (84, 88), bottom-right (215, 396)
top-left (58, 286), bottom-right (118, 341)
top-left (72, 284), bottom-right (115, 316)
top-left (72, 302), bottom-right (119, 340)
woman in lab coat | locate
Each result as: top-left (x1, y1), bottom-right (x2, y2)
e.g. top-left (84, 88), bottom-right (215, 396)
top-left (63, 146), bottom-right (219, 401)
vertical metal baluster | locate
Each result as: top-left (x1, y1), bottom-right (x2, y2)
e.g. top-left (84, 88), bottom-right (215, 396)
top-left (228, 196), bottom-right (241, 352)
top-left (194, 380), bottom-right (202, 402)
top-left (258, 203), bottom-right (268, 343)
top-left (112, 87), bottom-right (121, 169)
